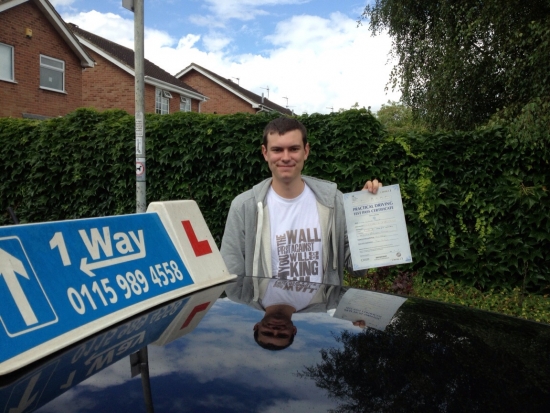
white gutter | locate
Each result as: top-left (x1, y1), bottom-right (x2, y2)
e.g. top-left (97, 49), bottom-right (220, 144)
top-left (252, 104), bottom-right (275, 113)
top-left (76, 37), bottom-right (135, 76)
top-left (0, 0), bottom-right (27, 12)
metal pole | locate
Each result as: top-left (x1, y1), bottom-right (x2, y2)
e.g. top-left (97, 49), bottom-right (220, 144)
top-left (126, 4), bottom-right (152, 412)
top-left (139, 347), bottom-right (154, 413)
top-left (134, 0), bottom-right (146, 213)
top-left (130, 347), bottom-right (155, 413)
top-left (7, 207), bottom-right (19, 225)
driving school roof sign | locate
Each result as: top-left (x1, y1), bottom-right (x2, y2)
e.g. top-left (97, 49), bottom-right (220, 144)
top-left (0, 200), bottom-right (234, 375)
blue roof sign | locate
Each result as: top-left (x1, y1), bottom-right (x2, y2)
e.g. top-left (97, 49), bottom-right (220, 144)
top-left (0, 201), bottom-right (233, 375)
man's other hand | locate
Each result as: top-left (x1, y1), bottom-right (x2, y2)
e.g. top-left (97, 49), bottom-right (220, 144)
top-left (362, 179), bottom-right (383, 194)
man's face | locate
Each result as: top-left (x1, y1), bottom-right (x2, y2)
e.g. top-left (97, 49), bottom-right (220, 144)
top-left (254, 313), bottom-right (297, 347)
top-left (262, 129), bottom-right (309, 186)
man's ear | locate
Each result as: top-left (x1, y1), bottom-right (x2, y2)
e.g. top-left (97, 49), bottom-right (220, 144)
top-left (304, 142), bottom-right (310, 160)
top-left (293, 326), bottom-right (297, 336)
top-left (261, 145), bottom-right (268, 160)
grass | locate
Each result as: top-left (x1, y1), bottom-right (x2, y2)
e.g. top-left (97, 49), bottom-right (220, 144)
top-left (344, 272), bottom-right (550, 325)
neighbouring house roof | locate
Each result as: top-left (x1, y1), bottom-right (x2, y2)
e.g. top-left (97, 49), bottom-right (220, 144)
top-left (0, 0), bottom-right (94, 67)
top-left (68, 23), bottom-right (207, 101)
top-left (175, 63), bottom-right (293, 115)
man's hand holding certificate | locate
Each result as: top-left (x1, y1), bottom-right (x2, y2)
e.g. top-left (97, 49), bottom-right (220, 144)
top-left (343, 184), bottom-right (413, 271)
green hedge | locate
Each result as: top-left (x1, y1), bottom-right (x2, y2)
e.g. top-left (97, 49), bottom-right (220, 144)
top-left (1, 108), bottom-right (548, 291)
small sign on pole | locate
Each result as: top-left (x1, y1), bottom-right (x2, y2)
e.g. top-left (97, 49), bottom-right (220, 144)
top-left (122, 0), bottom-right (134, 12)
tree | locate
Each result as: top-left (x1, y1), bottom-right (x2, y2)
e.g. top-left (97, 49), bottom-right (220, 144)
top-left (375, 100), bottom-right (426, 134)
top-left (361, 0), bottom-right (550, 132)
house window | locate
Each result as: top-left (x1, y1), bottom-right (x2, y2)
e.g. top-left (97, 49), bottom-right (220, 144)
top-left (155, 89), bottom-right (172, 114)
top-left (180, 96), bottom-right (191, 112)
top-left (40, 55), bottom-right (64, 92)
top-left (0, 42), bottom-right (14, 82)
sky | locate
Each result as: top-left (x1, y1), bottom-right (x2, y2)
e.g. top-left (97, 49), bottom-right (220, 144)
top-left (51, 0), bottom-right (400, 114)
top-left (41, 298), bottom-right (350, 413)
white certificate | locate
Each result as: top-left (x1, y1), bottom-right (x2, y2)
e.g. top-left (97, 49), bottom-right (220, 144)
top-left (333, 289), bottom-right (407, 331)
top-left (343, 184), bottom-right (412, 271)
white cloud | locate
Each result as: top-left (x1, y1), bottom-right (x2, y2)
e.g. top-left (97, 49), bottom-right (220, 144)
top-left (38, 391), bottom-right (98, 413)
top-left (177, 33), bottom-right (201, 49)
top-left (78, 356), bottom-right (136, 388)
top-left (63, 10), bottom-right (135, 49)
top-left (221, 13), bottom-right (398, 113)
top-left (50, 0), bottom-right (77, 7)
top-left (198, 0), bottom-right (309, 22)
top-left (266, 12), bottom-right (346, 48)
top-left (144, 28), bottom-right (176, 50)
top-left (202, 32), bottom-right (233, 53)
top-left (188, 14), bottom-right (226, 28)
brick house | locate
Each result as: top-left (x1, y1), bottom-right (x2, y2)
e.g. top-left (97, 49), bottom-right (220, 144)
top-left (175, 63), bottom-right (292, 115)
top-left (0, 0), bottom-right (94, 118)
top-left (69, 24), bottom-right (207, 115)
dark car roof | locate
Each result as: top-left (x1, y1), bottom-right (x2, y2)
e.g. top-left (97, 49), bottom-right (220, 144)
top-left (2, 277), bottom-right (549, 412)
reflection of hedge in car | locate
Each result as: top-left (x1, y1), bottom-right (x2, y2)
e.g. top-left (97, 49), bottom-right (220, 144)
top-left (1, 108), bottom-right (548, 291)
top-left (298, 299), bottom-right (550, 412)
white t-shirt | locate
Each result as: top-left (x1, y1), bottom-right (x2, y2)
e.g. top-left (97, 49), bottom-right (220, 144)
top-left (267, 183), bottom-right (323, 283)
top-left (261, 279), bottom-right (321, 312)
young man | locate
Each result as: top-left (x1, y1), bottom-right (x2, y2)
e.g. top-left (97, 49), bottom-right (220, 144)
top-left (220, 117), bottom-right (381, 286)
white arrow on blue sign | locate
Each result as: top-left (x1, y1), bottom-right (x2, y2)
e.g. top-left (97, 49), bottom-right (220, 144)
top-left (0, 211), bottom-right (199, 375)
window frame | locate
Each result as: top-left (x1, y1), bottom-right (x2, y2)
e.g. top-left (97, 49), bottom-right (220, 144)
top-left (180, 96), bottom-right (191, 112)
top-left (39, 54), bottom-right (65, 92)
top-left (155, 88), bottom-right (170, 114)
top-left (0, 42), bottom-right (15, 82)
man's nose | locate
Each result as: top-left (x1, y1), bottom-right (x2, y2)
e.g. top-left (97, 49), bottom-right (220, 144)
top-left (281, 149), bottom-right (291, 161)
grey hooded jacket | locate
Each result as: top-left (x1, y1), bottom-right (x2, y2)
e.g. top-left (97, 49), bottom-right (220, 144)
top-left (220, 175), bottom-right (358, 287)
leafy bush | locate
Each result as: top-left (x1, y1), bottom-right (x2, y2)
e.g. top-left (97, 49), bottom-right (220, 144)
top-left (412, 279), bottom-right (550, 324)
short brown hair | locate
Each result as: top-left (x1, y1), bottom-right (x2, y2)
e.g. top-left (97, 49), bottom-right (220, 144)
top-left (262, 117), bottom-right (307, 148)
